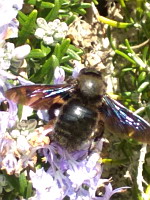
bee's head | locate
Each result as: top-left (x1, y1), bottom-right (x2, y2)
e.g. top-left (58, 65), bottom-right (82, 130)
top-left (77, 68), bottom-right (106, 99)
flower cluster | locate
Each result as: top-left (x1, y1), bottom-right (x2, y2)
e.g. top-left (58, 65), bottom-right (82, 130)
top-left (29, 140), bottom-right (129, 200)
top-left (0, 42), bottom-right (31, 70)
top-left (35, 18), bottom-right (69, 45)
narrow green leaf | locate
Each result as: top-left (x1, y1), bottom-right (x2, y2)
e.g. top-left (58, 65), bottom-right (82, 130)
top-left (65, 15), bottom-right (76, 25)
top-left (138, 72), bottom-right (146, 83)
top-left (122, 68), bottom-right (133, 72)
top-left (115, 50), bottom-right (136, 64)
top-left (61, 55), bottom-right (72, 63)
top-left (107, 26), bottom-right (116, 50)
top-left (30, 56), bottom-right (52, 82)
top-left (68, 44), bottom-right (83, 54)
top-left (75, 8), bottom-right (86, 15)
top-left (46, 55), bottom-right (59, 83)
top-left (17, 9), bottom-right (37, 45)
top-left (98, 16), bottom-right (133, 28)
top-left (129, 53), bottom-right (146, 68)
top-left (61, 66), bottom-right (73, 74)
top-left (54, 43), bottom-right (61, 61)
top-left (66, 48), bottom-right (81, 60)
top-left (25, 181), bottom-right (33, 198)
top-left (18, 11), bottom-right (28, 25)
top-left (125, 39), bottom-right (134, 53)
top-left (71, 3), bottom-right (91, 9)
top-left (25, 0), bottom-right (54, 8)
top-left (41, 42), bottom-right (51, 55)
top-left (18, 104), bottom-right (23, 120)
top-left (59, 38), bottom-right (70, 61)
top-left (27, 49), bottom-right (46, 58)
top-left (142, 46), bottom-right (149, 62)
top-left (19, 173), bottom-right (27, 195)
top-left (4, 174), bottom-right (19, 192)
top-left (51, 55), bottom-right (59, 68)
top-left (137, 82), bottom-right (149, 92)
top-left (45, 0), bottom-right (61, 21)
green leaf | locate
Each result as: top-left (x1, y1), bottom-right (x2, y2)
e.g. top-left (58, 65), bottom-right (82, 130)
top-left (19, 173), bottom-right (28, 195)
top-left (71, 3), bottom-right (91, 9)
top-left (27, 49), bottom-right (46, 58)
top-left (137, 82), bottom-right (149, 92)
top-left (46, 0), bottom-right (61, 21)
top-left (51, 55), bottom-right (60, 67)
top-left (68, 44), bottom-right (83, 55)
top-left (41, 42), bottom-right (51, 56)
top-left (30, 56), bottom-right (52, 82)
top-left (61, 55), bottom-right (72, 63)
top-left (54, 43), bottom-right (61, 61)
top-left (59, 38), bottom-right (71, 62)
top-left (115, 50), bottom-right (136, 64)
top-left (25, 0), bottom-right (54, 8)
top-left (138, 72), bottom-right (146, 83)
top-left (65, 15), bottom-right (76, 25)
top-left (18, 104), bottom-right (23, 120)
top-left (5, 174), bottom-right (20, 192)
top-left (61, 65), bottom-right (73, 74)
top-left (25, 181), bottom-right (33, 198)
top-left (98, 16), bottom-right (133, 28)
top-left (17, 9), bottom-right (37, 45)
top-left (46, 55), bottom-right (59, 83)
top-left (18, 11), bottom-right (28, 26)
top-left (66, 48), bottom-right (81, 60)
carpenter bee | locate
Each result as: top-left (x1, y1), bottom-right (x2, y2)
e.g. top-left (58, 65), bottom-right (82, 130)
top-left (5, 68), bottom-right (150, 151)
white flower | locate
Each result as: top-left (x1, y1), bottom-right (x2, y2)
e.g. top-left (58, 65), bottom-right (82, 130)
top-left (34, 28), bottom-right (45, 39)
top-left (43, 36), bottom-right (54, 45)
top-left (10, 130), bottom-right (20, 139)
top-left (36, 18), bottom-right (48, 29)
top-left (16, 135), bottom-right (30, 153)
top-left (0, 42), bottom-right (31, 70)
top-left (35, 18), bottom-right (68, 46)
top-left (12, 44), bottom-right (31, 60)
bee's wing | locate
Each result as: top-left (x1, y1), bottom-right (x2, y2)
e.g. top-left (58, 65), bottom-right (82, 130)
top-left (5, 84), bottom-right (73, 110)
top-left (100, 95), bottom-right (150, 143)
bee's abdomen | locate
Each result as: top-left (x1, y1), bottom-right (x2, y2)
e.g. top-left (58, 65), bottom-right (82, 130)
top-left (54, 98), bottom-right (98, 150)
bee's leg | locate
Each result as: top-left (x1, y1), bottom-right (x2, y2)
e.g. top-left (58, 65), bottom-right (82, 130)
top-left (93, 119), bottom-right (104, 141)
top-left (88, 119), bottom-right (104, 154)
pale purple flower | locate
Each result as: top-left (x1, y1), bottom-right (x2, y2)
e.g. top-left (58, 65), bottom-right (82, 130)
top-left (29, 139), bottom-right (129, 200)
top-left (0, 70), bottom-right (17, 84)
top-left (30, 168), bottom-right (65, 200)
top-left (0, 0), bottom-right (23, 40)
top-left (1, 153), bottom-right (18, 175)
top-left (93, 179), bottom-right (130, 200)
top-left (0, 86), bottom-right (18, 134)
top-left (54, 67), bottom-right (65, 84)
top-left (0, 19), bottom-right (19, 40)
top-left (72, 63), bottom-right (84, 78)
top-left (17, 76), bottom-right (34, 85)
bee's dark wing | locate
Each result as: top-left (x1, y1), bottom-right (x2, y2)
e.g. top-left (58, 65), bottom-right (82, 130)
top-left (5, 84), bottom-right (73, 110)
top-left (100, 95), bottom-right (150, 143)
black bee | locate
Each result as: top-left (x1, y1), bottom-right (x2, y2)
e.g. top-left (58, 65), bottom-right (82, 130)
top-left (5, 68), bottom-right (150, 151)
